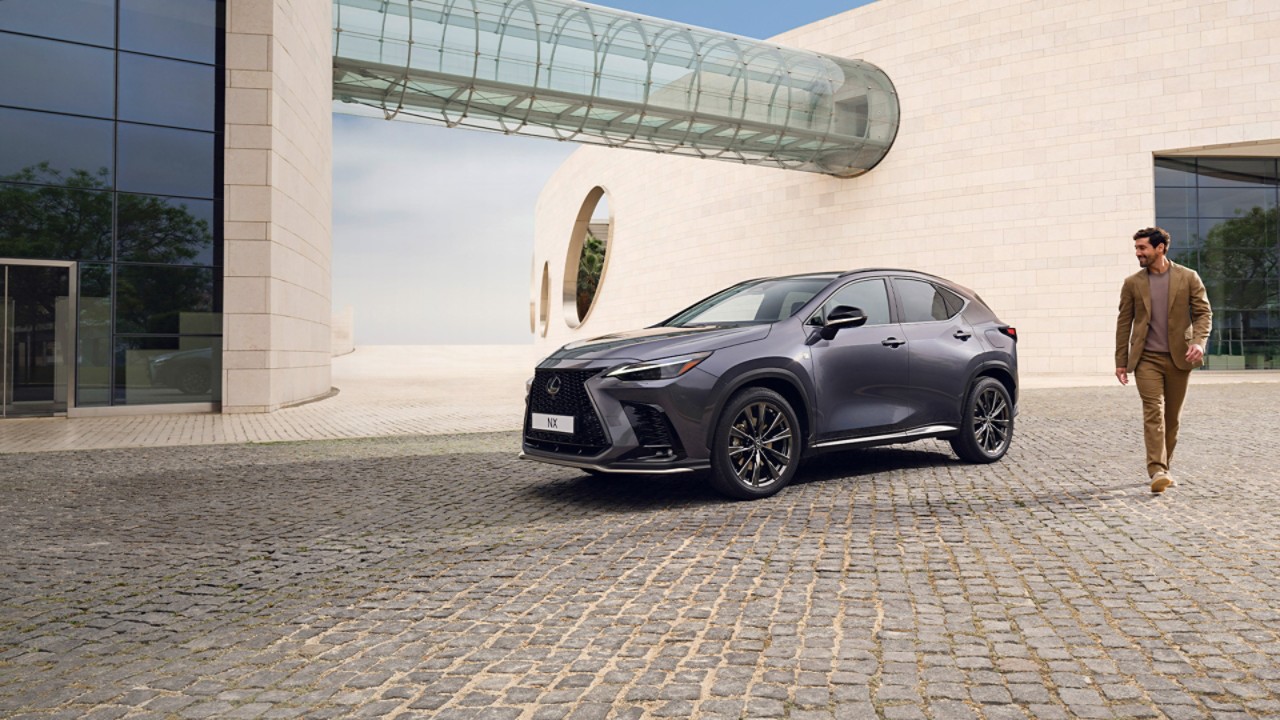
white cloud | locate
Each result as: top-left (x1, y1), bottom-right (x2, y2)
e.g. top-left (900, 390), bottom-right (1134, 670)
top-left (332, 114), bottom-right (576, 345)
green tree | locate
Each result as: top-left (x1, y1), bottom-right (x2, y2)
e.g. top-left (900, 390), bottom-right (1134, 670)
top-left (1178, 205), bottom-right (1279, 353)
top-left (1, 163), bottom-right (217, 333)
top-left (576, 230), bottom-right (607, 320)
top-left (1, 162), bottom-right (212, 265)
top-left (0, 163), bottom-right (113, 261)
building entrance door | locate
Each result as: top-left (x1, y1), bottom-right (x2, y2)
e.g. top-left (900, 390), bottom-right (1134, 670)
top-left (2, 261), bottom-right (74, 418)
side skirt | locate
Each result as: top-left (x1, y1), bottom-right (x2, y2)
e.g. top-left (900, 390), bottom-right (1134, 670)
top-left (808, 424), bottom-right (959, 453)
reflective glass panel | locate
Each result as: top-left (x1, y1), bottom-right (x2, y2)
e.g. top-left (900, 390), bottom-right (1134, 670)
top-left (1160, 218), bottom-right (1197, 250)
top-left (118, 52), bottom-right (216, 131)
top-left (1154, 157), bottom-right (1197, 187)
top-left (822, 279), bottom-right (890, 325)
top-left (115, 335), bottom-right (221, 404)
top-left (1197, 187), bottom-right (1275, 218)
top-left (332, 0), bottom-right (897, 176)
top-left (77, 263), bottom-right (112, 406)
top-left (0, 107), bottom-right (114, 185)
top-left (0, 0), bottom-right (116, 47)
top-left (0, 182), bottom-right (112, 261)
top-left (895, 279), bottom-right (955, 323)
top-left (1197, 158), bottom-right (1279, 188)
top-left (117, 193), bottom-right (215, 265)
top-left (115, 264), bottom-right (220, 334)
top-left (2, 263), bottom-right (72, 416)
top-left (119, 0), bottom-right (219, 64)
top-left (117, 123), bottom-right (216, 198)
top-left (1156, 156), bottom-right (1280, 371)
top-left (0, 33), bottom-right (115, 118)
top-left (1155, 187), bottom-right (1195, 218)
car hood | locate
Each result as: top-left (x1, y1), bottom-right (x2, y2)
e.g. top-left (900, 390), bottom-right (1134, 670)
top-left (547, 324), bottom-right (770, 363)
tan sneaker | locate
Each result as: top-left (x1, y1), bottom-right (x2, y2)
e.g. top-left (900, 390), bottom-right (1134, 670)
top-left (1150, 472), bottom-right (1173, 494)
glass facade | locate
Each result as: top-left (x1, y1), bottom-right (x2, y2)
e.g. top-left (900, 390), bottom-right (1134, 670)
top-left (332, 0), bottom-right (899, 177)
top-left (1155, 157), bottom-right (1280, 370)
top-left (0, 0), bottom-right (224, 409)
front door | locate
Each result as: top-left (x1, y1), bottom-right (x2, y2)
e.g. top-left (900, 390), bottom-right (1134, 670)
top-left (807, 278), bottom-right (913, 441)
top-left (2, 262), bottom-right (73, 417)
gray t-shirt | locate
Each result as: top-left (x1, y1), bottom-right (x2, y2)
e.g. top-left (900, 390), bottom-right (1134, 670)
top-left (1145, 267), bottom-right (1171, 353)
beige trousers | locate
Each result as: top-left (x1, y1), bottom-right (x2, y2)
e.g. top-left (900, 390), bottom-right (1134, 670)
top-left (1134, 350), bottom-right (1191, 478)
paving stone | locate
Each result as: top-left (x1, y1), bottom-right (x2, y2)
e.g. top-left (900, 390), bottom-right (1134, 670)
top-left (2, 385), bottom-right (1280, 720)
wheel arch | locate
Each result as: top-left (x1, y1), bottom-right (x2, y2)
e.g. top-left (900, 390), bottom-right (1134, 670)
top-left (966, 361), bottom-right (1017, 408)
top-left (704, 368), bottom-right (813, 451)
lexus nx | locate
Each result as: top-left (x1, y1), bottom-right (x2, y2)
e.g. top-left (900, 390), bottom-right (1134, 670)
top-left (521, 270), bottom-right (1018, 499)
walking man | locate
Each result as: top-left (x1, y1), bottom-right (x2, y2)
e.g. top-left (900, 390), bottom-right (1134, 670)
top-left (1115, 227), bottom-right (1212, 493)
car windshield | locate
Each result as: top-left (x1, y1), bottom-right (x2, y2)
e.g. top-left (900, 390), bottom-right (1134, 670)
top-left (664, 277), bottom-right (833, 327)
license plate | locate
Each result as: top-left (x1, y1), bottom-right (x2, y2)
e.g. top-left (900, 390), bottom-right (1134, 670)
top-left (531, 413), bottom-right (575, 434)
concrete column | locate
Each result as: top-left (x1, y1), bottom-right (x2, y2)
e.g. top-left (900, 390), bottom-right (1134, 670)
top-left (222, 0), bottom-right (333, 412)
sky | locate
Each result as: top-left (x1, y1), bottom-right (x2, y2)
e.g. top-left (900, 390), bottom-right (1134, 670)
top-left (332, 0), bottom-right (876, 345)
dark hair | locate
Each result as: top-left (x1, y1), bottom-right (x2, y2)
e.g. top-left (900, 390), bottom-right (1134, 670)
top-left (1133, 226), bottom-right (1170, 249)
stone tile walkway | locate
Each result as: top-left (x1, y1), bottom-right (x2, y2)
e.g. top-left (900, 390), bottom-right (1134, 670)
top-left (2, 345), bottom-right (1277, 454)
top-left (0, 346), bottom-right (541, 453)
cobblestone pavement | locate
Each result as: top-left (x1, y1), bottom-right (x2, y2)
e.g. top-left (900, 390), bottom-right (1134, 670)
top-left (2, 384), bottom-right (1279, 720)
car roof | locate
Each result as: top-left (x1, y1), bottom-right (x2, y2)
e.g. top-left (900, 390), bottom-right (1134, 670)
top-left (743, 269), bottom-right (976, 299)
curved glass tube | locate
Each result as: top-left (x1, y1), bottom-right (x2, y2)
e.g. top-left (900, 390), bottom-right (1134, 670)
top-left (332, 0), bottom-right (899, 177)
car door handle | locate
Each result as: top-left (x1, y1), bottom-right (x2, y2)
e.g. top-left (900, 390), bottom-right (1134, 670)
top-left (953, 330), bottom-right (972, 340)
top-left (881, 337), bottom-right (906, 348)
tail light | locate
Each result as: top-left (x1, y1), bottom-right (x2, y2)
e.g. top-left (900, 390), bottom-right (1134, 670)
top-left (997, 326), bottom-right (1017, 342)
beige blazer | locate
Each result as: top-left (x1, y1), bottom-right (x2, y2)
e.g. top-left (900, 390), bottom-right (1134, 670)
top-left (1115, 261), bottom-right (1213, 372)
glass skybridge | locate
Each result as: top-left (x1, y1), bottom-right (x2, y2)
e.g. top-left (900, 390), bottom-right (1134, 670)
top-left (332, 0), bottom-right (899, 177)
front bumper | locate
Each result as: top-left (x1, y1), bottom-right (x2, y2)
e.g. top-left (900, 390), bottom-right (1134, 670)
top-left (520, 362), bottom-right (717, 474)
top-left (518, 449), bottom-right (708, 474)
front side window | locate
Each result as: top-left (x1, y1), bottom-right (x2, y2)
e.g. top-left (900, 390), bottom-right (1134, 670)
top-left (814, 278), bottom-right (891, 325)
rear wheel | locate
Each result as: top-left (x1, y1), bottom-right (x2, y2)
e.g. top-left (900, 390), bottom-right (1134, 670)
top-left (709, 388), bottom-right (800, 500)
top-left (949, 376), bottom-right (1013, 463)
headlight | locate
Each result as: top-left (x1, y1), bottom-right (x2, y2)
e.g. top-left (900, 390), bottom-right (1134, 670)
top-left (606, 352), bottom-right (711, 382)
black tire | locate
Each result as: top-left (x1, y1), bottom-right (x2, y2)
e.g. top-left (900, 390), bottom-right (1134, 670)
top-left (709, 387), bottom-right (801, 500)
top-left (949, 376), bottom-right (1014, 463)
top-left (176, 364), bottom-right (211, 395)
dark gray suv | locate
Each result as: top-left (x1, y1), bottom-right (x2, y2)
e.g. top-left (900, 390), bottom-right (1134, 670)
top-left (521, 270), bottom-right (1018, 499)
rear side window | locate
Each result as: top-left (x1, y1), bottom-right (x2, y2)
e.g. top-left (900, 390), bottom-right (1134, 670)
top-left (895, 278), bottom-right (964, 323)
top-left (815, 279), bottom-right (892, 326)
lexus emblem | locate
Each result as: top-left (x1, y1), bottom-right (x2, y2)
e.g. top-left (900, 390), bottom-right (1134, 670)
top-left (546, 376), bottom-right (562, 397)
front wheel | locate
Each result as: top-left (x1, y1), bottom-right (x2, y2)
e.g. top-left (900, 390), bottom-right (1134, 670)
top-left (949, 377), bottom-right (1014, 463)
top-left (709, 388), bottom-right (801, 500)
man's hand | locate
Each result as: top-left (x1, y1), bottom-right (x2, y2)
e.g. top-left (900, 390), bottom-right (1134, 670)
top-left (1186, 343), bottom-right (1204, 365)
top-left (1116, 367), bottom-right (1128, 385)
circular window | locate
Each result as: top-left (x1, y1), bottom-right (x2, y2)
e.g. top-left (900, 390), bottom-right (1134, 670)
top-left (538, 262), bottom-right (551, 337)
top-left (562, 187), bottom-right (611, 328)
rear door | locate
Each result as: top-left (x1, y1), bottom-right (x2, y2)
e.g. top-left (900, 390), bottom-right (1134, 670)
top-left (807, 278), bottom-right (912, 440)
top-left (892, 277), bottom-right (977, 428)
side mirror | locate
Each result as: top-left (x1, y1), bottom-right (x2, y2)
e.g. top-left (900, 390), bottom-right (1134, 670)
top-left (818, 305), bottom-right (867, 340)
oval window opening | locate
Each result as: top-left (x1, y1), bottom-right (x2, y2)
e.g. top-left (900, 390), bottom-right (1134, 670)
top-left (538, 261), bottom-right (551, 337)
top-left (563, 187), bottom-right (611, 328)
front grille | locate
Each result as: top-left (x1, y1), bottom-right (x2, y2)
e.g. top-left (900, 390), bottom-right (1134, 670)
top-left (524, 369), bottom-right (609, 456)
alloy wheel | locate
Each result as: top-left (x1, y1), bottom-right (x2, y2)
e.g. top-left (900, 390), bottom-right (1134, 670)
top-left (973, 386), bottom-right (1011, 455)
top-left (727, 401), bottom-right (795, 488)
